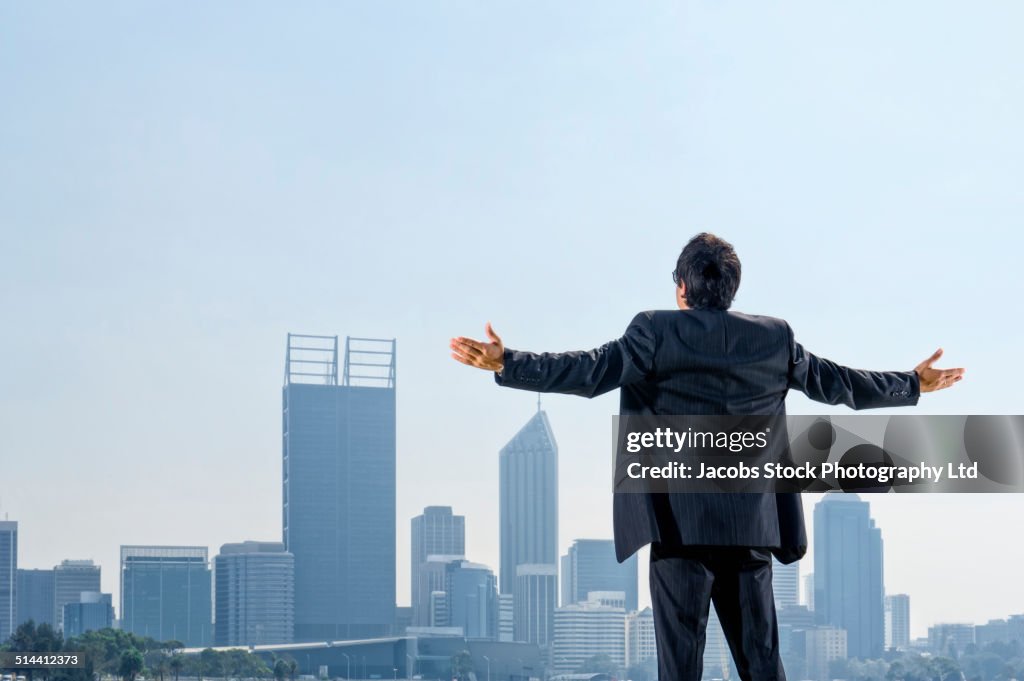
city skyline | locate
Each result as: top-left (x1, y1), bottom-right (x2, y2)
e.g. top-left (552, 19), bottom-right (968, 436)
top-left (6, 423), bottom-right (1024, 642)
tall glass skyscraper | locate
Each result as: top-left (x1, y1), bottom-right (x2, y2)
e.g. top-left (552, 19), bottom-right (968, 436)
top-left (120, 546), bottom-right (212, 647)
top-left (411, 507), bottom-right (465, 626)
top-left (499, 409), bottom-right (558, 595)
top-left (283, 334), bottom-right (396, 641)
top-left (813, 493), bottom-right (885, 659)
top-left (560, 539), bottom-right (638, 611)
top-left (0, 521), bottom-right (16, 642)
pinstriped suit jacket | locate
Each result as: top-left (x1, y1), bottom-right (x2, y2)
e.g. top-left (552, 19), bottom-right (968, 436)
top-left (494, 309), bottom-right (920, 563)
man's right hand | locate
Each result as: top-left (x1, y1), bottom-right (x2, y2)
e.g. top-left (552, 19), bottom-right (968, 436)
top-left (450, 322), bottom-right (505, 372)
top-left (915, 348), bottom-right (965, 393)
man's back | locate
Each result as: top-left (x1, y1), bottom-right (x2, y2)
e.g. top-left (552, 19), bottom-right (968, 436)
top-left (622, 309), bottom-right (792, 418)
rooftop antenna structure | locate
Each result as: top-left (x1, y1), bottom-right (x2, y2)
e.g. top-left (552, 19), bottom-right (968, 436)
top-left (284, 333), bottom-right (338, 385)
top-left (343, 337), bottom-right (396, 388)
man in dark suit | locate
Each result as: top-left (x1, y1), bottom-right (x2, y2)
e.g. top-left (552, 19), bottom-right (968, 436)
top-left (450, 233), bottom-right (964, 681)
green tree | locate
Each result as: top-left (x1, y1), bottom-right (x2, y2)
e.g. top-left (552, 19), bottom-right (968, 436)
top-left (120, 649), bottom-right (145, 681)
top-left (146, 649), bottom-right (170, 681)
top-left (198, 648), bottom-right (222, 681)
top-left (930, 656), bottom-right (963, 681)
top-left (169, 654), bottom-right (184, 681)
top-left (274, 659), bottom-right (289, 681)
top-left (961, 651), bottom-right (1004, 681)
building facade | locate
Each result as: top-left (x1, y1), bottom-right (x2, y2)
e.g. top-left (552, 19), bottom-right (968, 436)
top-left (120, 545), bottom-right (212, 647)
top-left (805, 627), bottom-right (847, 681)
top-left (802, 572), bottom-right (815, 611)
top-left (928, 623), bottom-right (975, 657)
top-left (813, 494), bottom-right (884, 659)
top-left (499, 410), bottom-right (557, 595)
top-left (445, 560), bottom-right (498, 640)
top-left (560, 539), bottom-right (637, 612)
top-left (16, 568), bottom-right (54, 629)
top-left (62, 592), bottom-right (113, 638)
top-left (0, 521), bottom-right (15, 642)
top-left (625, 607), bottom-right (656, 669)
top-left (773, 558), bottom-right (799, 610)
top-left (498, 594), bottom-right (514, 642)
top-left (411, 507), bottom-right (465, 626)
top-left (214, 541), bottom-right (294, 646)
top-left (514, 564), bottom-right (557, 649)
top-left (551, 595), bottom-right (626, 675)
top-left (53, 560), bottom-right (101, 633)
top-left (283, 334), bottom-right (396, 641)
top-left (885, 594), bottom-right (910, 651)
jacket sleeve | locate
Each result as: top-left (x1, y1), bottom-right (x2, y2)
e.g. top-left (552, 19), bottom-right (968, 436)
top-left (787, 325), bottom-right (920, 410)
top-left (494, 312), bottom-right (657, 398)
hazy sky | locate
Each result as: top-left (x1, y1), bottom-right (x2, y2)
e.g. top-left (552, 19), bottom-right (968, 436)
top-left (2, 2), bottom-right (1022, 640)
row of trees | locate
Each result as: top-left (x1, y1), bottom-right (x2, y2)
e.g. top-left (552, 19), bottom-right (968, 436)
top-left (826, 641), bottom-right (1024, 681)
top-left (1, 621), bottom-right (294, 681)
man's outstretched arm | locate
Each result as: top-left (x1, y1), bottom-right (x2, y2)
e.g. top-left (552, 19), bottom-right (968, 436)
top-left (450, 313), bottom-right (656, 399)
top-left (789, 330), bottom-right (965, 410)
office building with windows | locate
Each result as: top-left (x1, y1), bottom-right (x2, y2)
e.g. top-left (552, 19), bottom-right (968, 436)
top-left (283, 334), bottom-right (396, 641)
top-left (214, 541), bottom-right (294, 646)
top-left (120, 545), bottom-right (212, 647)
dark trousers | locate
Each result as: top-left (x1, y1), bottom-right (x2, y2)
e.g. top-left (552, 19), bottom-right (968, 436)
top-left (649, 543), bottom-right (786, 681)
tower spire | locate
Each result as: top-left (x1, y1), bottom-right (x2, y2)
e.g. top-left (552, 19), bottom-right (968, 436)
top-left (537, 393), bottom-right (542, 413)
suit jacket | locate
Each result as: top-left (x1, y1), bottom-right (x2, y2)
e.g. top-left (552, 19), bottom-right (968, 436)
top-left (494, 309), bottom-right (920, 563)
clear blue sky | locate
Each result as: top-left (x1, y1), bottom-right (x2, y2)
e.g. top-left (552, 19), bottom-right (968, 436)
top-left (1, 2), bottom-right (1022, 639)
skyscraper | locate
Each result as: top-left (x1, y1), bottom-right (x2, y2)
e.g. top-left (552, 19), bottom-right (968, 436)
top-left (283, 334), bottom-right (397, 641)
top-left (16, 569), bottom-right (54, 628)
top-left (411, 507), bottom-right (465, 625)
top-left (885, 594), bottom-right (910, 651)
top-left (499, 409), bottom-right (557, 595)
top-left (772, 558), bottom-right (799, 610)
top-left (120, 546), bottom-right (212, 647)
top-left (53, 560), bottom-right (101, 633)
top-left (813, 494), bottom-right (884, 659)
top-left (560, 539), bottom-right (638, 611)
top-left (214, 541), bottom-right (295, 646)
top-left (0, 521), bottom-right (15, 642)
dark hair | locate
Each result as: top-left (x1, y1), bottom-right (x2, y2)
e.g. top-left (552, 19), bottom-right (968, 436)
top-left (673, 233), bottom-right (741, 310)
